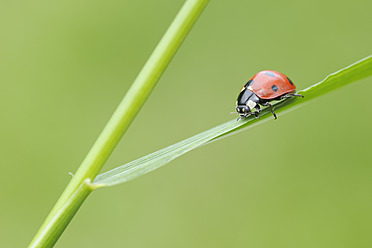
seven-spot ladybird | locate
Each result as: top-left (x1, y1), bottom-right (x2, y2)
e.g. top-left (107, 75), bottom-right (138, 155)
top-left (235, 70), bottom-right (303, 119)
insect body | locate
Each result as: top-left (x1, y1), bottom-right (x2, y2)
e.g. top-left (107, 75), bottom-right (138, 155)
top-left (236, 70), bottom-right (303, 119)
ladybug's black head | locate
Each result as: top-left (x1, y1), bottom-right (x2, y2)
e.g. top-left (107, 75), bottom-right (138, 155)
top-left (236, 105), bottom-right (250, 116)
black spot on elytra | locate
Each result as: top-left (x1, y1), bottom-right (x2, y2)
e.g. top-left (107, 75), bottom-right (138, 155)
top-left (265, 71), bottom-right (275, 77)
top-left (271, 85), bottom-right (278, 92)
top-left (244, 79), bottom-right (254, 87)
top-left (287, 77), bottom-right (294, 85)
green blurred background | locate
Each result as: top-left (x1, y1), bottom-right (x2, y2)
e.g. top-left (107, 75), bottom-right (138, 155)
top-left (1, 0), bottom-right (371, 247)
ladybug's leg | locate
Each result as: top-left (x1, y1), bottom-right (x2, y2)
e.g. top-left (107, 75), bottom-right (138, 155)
top-left (263, 102), bottom-right (277, 119)
top-left (236, 112), bottom-right (250, 121)
top-left (250, 105), bottom-right (261, 119)
top-left (280, 93), bottom-right (304, 99)
top-left (280, 94), bottom-right (291, 99)
top-left (255, 104), bottom-right (261, 114)
top-left (292, 93), bottom-right (304, 98)
top-left (250, 112), bottom-right (259, 119)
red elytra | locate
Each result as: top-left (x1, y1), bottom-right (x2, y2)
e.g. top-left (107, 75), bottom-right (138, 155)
top-left (249, 70), bottom-right (296, 99)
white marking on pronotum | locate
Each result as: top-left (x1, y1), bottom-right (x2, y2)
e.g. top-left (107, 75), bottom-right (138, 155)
top-left (247, 100), bottom-right (257, 110)
top-left (247, 86), bottom-right (253, 91)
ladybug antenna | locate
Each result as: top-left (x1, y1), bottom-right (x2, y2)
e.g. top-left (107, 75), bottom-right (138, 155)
top-left (230, 112), bottom-right (238, 115)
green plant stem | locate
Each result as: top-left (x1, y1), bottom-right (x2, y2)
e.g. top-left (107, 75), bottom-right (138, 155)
top-left (29, 0), bottom-right (209, 247)
top-left (29, 180), bottom-right (102, 248)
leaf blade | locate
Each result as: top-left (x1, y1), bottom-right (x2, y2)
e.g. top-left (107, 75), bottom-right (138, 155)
top-left (94, 55), bottom-right (372, 187)
top-left (94, 119), bottom-right (249, 186)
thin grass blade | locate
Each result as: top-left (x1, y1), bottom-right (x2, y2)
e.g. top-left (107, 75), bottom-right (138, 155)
top-left (94, 55), bottom-right (372, 187)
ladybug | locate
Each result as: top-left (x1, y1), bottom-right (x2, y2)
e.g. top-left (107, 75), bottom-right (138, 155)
top-left (235, 70), bottom-right (303, 119)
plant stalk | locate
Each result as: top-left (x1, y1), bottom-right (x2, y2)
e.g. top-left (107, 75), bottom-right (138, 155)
top-left (29, 180), bottom-right (102, 248)
top-left (28, 0), bottom-right (209, 247)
